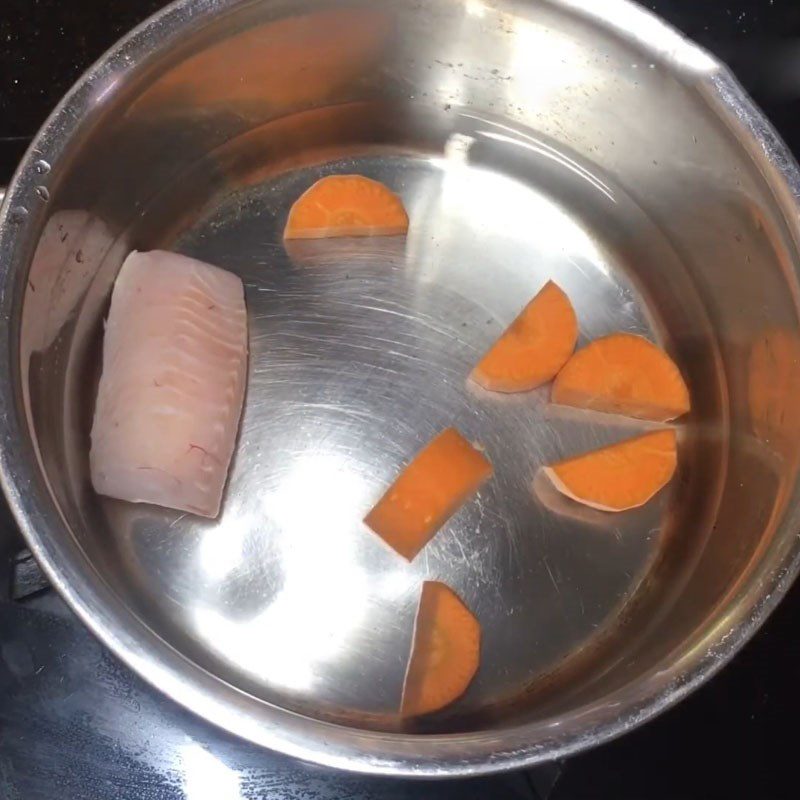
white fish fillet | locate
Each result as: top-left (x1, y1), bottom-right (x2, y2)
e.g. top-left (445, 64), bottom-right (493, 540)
top-left (90, 250), bottom-right (248, 518)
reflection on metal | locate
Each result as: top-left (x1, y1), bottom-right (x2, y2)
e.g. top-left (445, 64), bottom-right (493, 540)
top-left (474, 126), bottom-right (617, 203)
top-left (559, 0), bottom-right (719, 74)
top-left (193, 452), bottom-right (373, 694)
top-left (180, 742), bottom-right (243, 800)
top-left (22, 210), bottom-right (114, 353)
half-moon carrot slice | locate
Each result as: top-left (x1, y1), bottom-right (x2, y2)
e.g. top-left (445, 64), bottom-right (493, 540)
top-left (471, 281), bottom-right (578, 393)
top-left (364, 429), bottom-right (493, 561)
top-left (401, 581), bottom-right (481, 717)
top-left (551, 333), bottom-right (690, 421)
top-left (543, 429), bottom-right (678, 512)
top-left (284, 175), bottom-right (409, 239)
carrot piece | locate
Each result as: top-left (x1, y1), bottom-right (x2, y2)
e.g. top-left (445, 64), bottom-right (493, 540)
top-left (284, 175), bottom-right (409, 239)
top-left (551, 333), bottom-right (690, 421)
top-left (749, 328), bottom-right (800, 450)
top-left (543, 429), bottom-right (678, 512)
top-left (471, 281), bottom-right (578, 393)
top-left (364, 429), bottom-right (493, 561)
top-left (401, 581), bottom-right (481, 717)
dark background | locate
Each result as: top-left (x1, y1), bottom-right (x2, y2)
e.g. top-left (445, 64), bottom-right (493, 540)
top-left (1, 1), bottom-right (800, 798)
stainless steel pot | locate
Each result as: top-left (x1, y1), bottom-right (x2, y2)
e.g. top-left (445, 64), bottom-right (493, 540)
top-left (2, 0), bottom-right (800, 778)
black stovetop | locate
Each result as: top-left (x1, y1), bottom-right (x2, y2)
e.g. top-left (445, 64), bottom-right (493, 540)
top-left (2, 2), bottom-right (800, 798)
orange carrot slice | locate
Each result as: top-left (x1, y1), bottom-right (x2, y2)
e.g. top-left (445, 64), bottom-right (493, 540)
top-left (543, 429), bottom-right (678, 512)
top-left (401, 581), bottom-right (481, 717)
top-left (364, 429), bottom-right (493, 561)
top-left (284, 175), bottom-right (409, 239)
top-left (471, 281), bottom-right (578, 393)
top-left (552, 333), bottom-right (690, 421)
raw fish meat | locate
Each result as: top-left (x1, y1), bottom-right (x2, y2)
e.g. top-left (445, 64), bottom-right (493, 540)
top-left (90, 250), bottom-right (248, 518)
